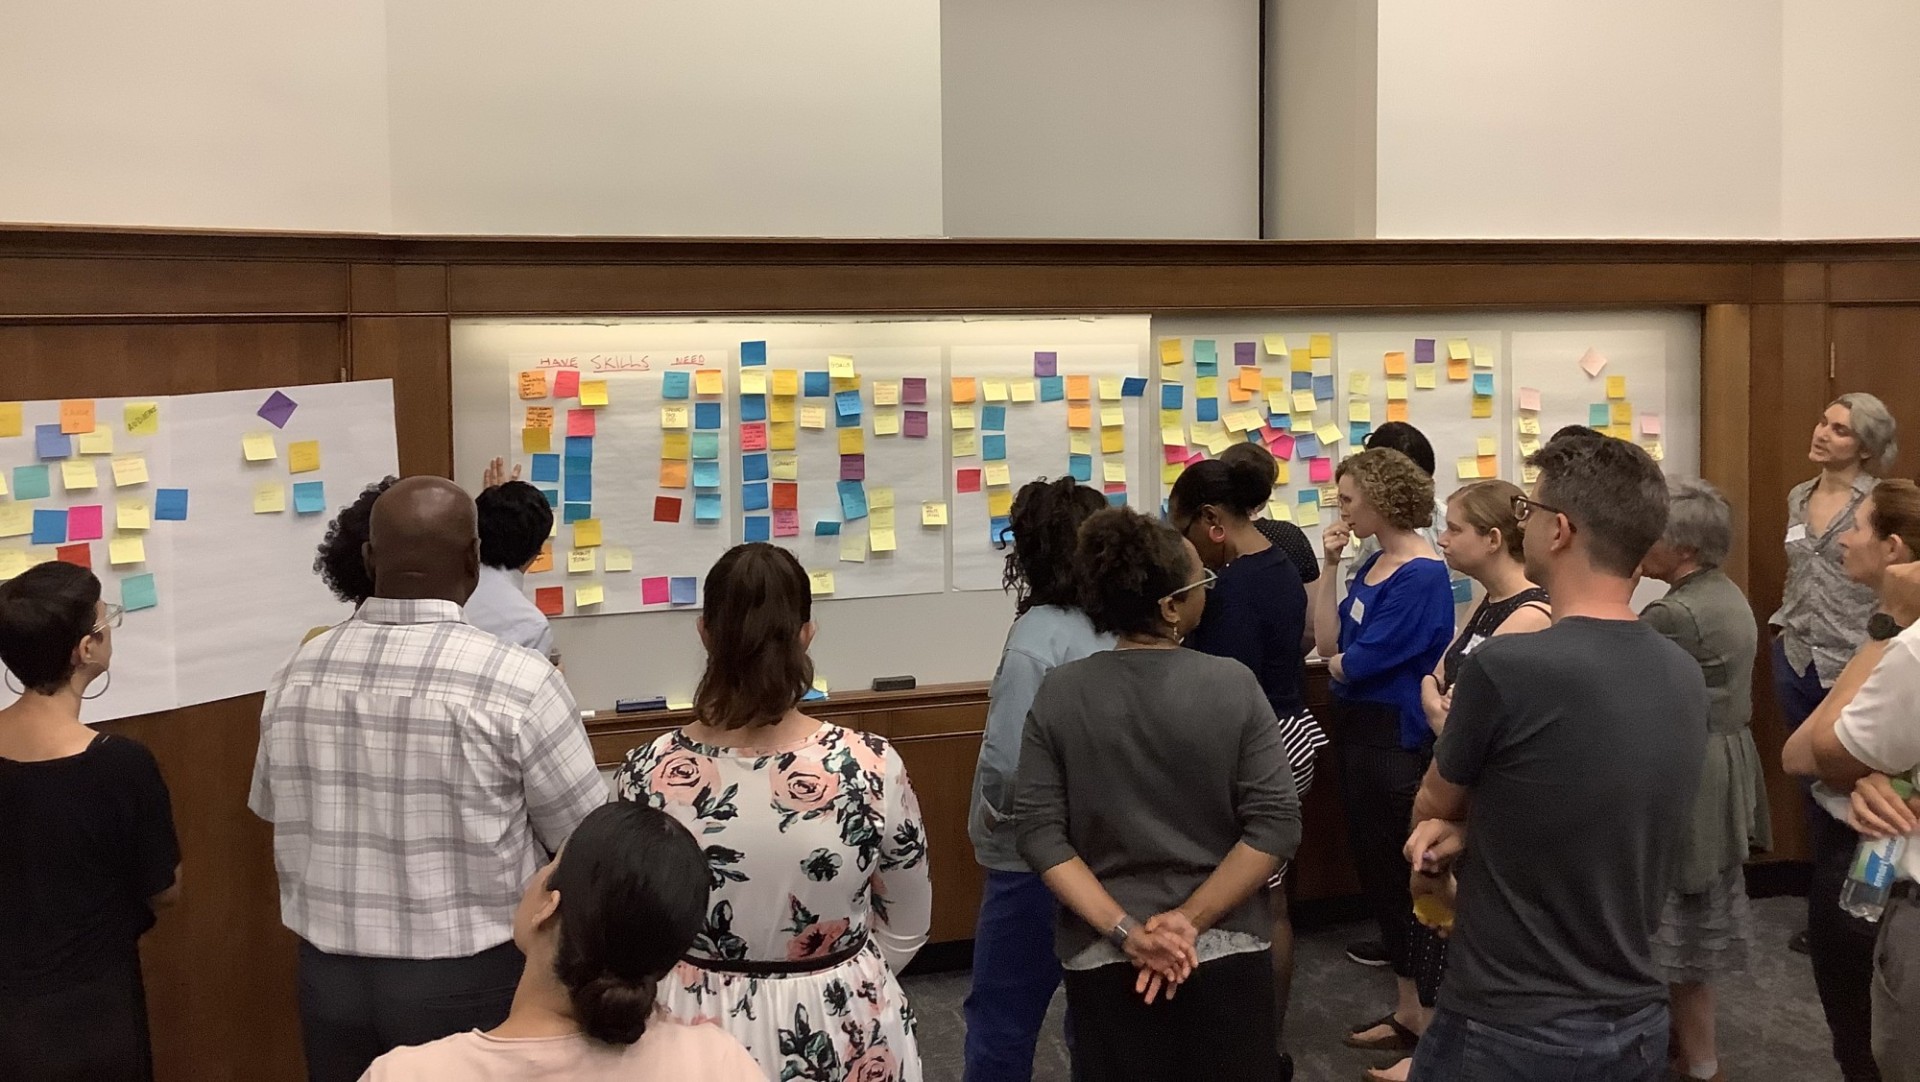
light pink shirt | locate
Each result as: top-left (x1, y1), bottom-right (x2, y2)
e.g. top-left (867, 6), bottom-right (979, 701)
top-left (359, 1020), bottom-right (764, 1082)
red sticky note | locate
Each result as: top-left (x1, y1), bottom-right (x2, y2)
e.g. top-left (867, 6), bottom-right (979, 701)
top-left (67, 505), bottom-right (104, 541)
top-left (56, 543), bottom-right (92, 569)
top-left (772, 482), bottom-right (798, 510)
top-left (567, 409), bottom-right (596, 437)
top-left (957, 468), bottom-right (983, 494)
top-left (553, 370), bottom-right (581, 398)
top-left (534, 587), bottom-right (564, 616)
top-left (740, 422), bottom-right (768, 452)
top-left (653, 496), bottom-right (682, 523)
top-left (641, 577), bottom-right (671, 605)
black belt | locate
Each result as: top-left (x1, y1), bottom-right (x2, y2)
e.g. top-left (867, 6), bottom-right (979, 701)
top-left (683, 932), bottom-right (870, 977)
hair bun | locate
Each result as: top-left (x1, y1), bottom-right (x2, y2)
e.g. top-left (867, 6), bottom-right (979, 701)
top-left (571, 973), bottom-right (658, 1046)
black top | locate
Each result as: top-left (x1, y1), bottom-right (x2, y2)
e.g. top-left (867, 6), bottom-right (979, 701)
top-left (1255, 519), bottom-right (1321, 585)
top-left (0, 733), bottom-right (179, 995)
top-left (1186, 545), bottom-right (1310, 718)
top-left (1440, 587), bottom-right (1550, 688)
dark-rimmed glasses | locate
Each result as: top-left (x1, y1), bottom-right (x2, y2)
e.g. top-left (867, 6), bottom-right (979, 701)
top-left (1510, 494), bottom-right (1564, 524)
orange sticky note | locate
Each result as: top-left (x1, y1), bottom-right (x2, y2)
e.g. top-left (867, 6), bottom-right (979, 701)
top-left (950, 377), bottom-right (978, 404)
top-left (659, 460), bottom-right (689, 489)
top-left (1384, 351), bottom-right (1408, 376)
top-left (1387, 401), bottom-right (1410, 423)
top-left (525, 406), bottom-right (555, 429)
top-left (526, 543), bottom-right (554, 574)
top-left (1478, 455), bottom-right (1498, 477)
top-left (1227, 382), bottom-right (1253, 404)
top-left (59, 400), bottom-right (96, 435)
top-left (1237, 369), bottom-right (1264, 393)
top-left (1067, 404), bottom-right (1093, 429)
top-left (1065, 376), bottom-right (1091, 401)
top-left (1448, 358), bottom-right (1470, 381)
top-left (518, 371), bottom-right (548, 399)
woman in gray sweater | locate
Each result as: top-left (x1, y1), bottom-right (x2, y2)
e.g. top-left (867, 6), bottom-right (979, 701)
top-left (1014, 506), bottom-right (1303, 1082)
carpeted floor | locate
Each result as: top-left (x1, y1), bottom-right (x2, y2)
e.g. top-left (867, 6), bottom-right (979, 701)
top-left (902, 896), bottom-right (1839, 1081)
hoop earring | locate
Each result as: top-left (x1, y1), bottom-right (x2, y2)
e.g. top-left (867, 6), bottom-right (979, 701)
top-left (3, 671), bottom-right (20, 696)
top-left (81, 671), bottom-right (112, 701)
top-left (1209, 525), bottom-right (1226, 543)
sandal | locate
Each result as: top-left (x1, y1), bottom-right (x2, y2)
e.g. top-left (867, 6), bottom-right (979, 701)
top-left (1344, 1013), bottom-right (1420, 1052)
top-left (1362, 1057), bottom-right (1413, 1082)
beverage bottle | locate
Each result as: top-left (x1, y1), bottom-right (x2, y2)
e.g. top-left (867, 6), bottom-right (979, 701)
top-left (1842, 776), bottom-right (1916, 922)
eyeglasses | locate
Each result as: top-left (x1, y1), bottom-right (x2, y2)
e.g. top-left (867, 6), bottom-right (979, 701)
top-left (1510, 494), bottom-right (1565, 525)
top-left (91, 603), bottom-right (123, 635)
top-left (1161, 567), bottom-right (1218, 603)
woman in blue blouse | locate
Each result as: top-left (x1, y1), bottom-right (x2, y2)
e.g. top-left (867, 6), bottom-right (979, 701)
top-left (1311, 447), bottom-right (1455, 1058)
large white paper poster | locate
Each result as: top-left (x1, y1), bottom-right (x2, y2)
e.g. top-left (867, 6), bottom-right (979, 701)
top-left (1338, 330), bottom-right (1506, 493)
top-left (1509, 329), bottom-right (1673, 476)
top-left (0, 381), bottom-right (399, 723)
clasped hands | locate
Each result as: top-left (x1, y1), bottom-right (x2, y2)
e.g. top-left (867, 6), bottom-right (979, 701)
top-left (1122, 910), bottom-right (1199, 1005)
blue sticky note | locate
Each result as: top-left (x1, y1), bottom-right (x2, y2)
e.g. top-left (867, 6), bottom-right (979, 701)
top-left (745, 515), bottom-right (771, 542)
top-left (741, 340), bottom-right (767, 367)
top-left (1313, 375), bottom-right (1334, 401)
top-left (1069, 454), bottom-right (1092, 482)
top-left (1472, 372), bottom-right (1495, 396)
top-left (982, 405), bottom-right (1006, 432)
top-left (662, 371), bottom-right (691, 399)
top-left (742, 453), bottom-right (769, 482)
top-left (742, 482), bottom-right (769, 511)
top-left (541, 488), bottom-right (560, 507)
top-left (121, 572), bottom-right (158, 613)
top-left (36, 425), bottom-right (70, 460)
top-left (31, 509), bottom-right (66, 544)
top-left (836, 410), bottom-right (861, 429)
top-left (530, 454), bottom-right (560, 483)
top-left (154, 489), bottom-right (189, 521)
top-left (1350, 422), bottom-right (1372, 445)
top-left (835, 390), bottom-right (863, 418)
top-left (694, 403), bottom-right (722, 430)
top-left (1195, 340), bottom-right (1218, 366)
top-left (1292, 371), bottom-right (1313, 391)
top-left (693, 461), bottom-right (721, 489)
top-left (1162, 384), bottom-right (1184, 410)
top-left (694, 495), bottom-right (722, 523)
top-left (1196, 398), bottom-right (1219, 423)
top-left (740, 394), bottom-right (767, 423)
top-left (292, 481), bottom-right (326, 515)
top-left (1298, 489), bottom-right (1317, 506)
top-left (1451, 575), bottom-right (1475, 605)
top-left (990, 517), bottom-right (1014, 547)
top-left (564, 502), bottom-right (592, 523)
top-left (983, 435), bottom-right (1007, 461)
top-left (1296, 434), bottom-right (1321, 459)
top-left (12, 465), bottom-right (50, 501)
top-left (1039, 377), bottom-right (1065, 402)
top-left (815, 521), bottom-right (842, 536)
top-left (1195, 361), bottom-right (1217, 378)
top-left (1108, 490), bottom-right (1127, 507)
top-left (565, 472), bottom-right (593, 502)
top-left (670, 576), bottom-right (699, 604)
top-left (1122, 377), bottom-right (1148, 398)
top-left (838, 480), bottom-right (868, 521)
top-left (804, 372), bottom-right (831, 398)
top-left (802, 684), bottom-right (827, 702)
top-left (1589, 402), bottom-right (1611, 426)
top-left (565, 436), bottom-right (593, 462)
top-left (691, 431), bottom-right (720, 460)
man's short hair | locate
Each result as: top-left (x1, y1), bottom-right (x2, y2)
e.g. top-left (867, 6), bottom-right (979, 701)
top-left (476, 481), bottom-right (554, 570)
top-left (1527, 437), bottom-right (1668, 578)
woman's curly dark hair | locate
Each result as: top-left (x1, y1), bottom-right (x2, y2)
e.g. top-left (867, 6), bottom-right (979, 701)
top-left (1075, 506), bottom-right (1194, 638)
top-left (312, 476), bottom-right (399, 605)
top-left (1002, 477), bottom-right (1108, 616)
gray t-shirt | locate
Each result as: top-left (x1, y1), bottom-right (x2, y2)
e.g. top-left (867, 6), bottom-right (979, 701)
top-left (1015, 648), bottom-right (1301, 963)
top-left (1435, 617), bottom-right (1708, 1024)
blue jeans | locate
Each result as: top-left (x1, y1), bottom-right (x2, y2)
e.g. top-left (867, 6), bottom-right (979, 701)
top-left (1771, 636), bottom-right (1828, 730)
top-left (964, 869), bottom-right (1066, 1082)
top-left (1410, 1003), bottom-right (1668, 1082)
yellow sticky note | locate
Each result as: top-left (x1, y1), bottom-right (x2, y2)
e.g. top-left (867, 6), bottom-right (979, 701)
top-left (694, 370), bottom-right (725, 396)
top-left (1316, 424), bottom-right (1343, 446)
top-left (953, 432), bottom-right (978, 457)
top-left (769, 423), bottom-right (797, 451)
top-left (1612, 401), bottom-right (1633, 425)
top-left (1292, 391), bottom-right (1316, 414)
top-left (1607, 376), bottom-right (1628, 400)
top-left (921, 502), bottom-right (948, 526)
top-left (1473, 346), bottom-right (1493, 370)
top-left (858, 380), bottom-right (890, 407)
top-left (1309, 333), bottom-right (1333, 359)
top-left (1297, 502), bottom-right (1320, 527)
top-left (873, 410), bottom-right (900, 436)
top-left (574, 584), bottom-right (604, 608)
top-left (984, 379), bottom-right (1009, 402)
top-left (772, 369), bottom-right (800, 396)
top-left (1268, 500), bottom-right (1292, 522)
top-left (522, 427), bottom-right (551, 453)
top-left (987, 488), bottom-right (1015, 518)
top-left (869, 487), bottom-right (895, 510)
top-left (771, 453), bottom-right (799, 480)
top-left (1448, 339), bottom-right (1471, 362)
top-left (738, 370), bottom-right (768, 396)
top-left (578, 380), bottom-right (609, 407)
top-left (951, 377), bottom-right (978, 403)
top-left (77, 428), bottom-right (114, 455)
top-left (1226, 411), bottom-right (1260, 434)
top-left (809, 570), bottom-right (836, 596)
top-left (1471, 396), bottom-right (1494, 419)
top-left (0, 505), bottom-right (27, 539)
top-left (1349, 373), bottom-right (1372, 396)
top-left (605, 547), bottom-right (634, 573)
top-left (0, 402), bottom-right (21, 438)
top-left (769, 397), bottom-right (795, 423)
top-left (984, 463), bottom-right (1013, 488)
top-left (0, 550), bottom-right (27, 581)
top-left (1643, 439), bottom-right (1665, 462)
top-left (800, 404), bottom-right (828, 429)
top-left (116, 500), bottom-right (150, 531)
top-left (1477, 436), bottom-right (1498, 457)
top-left (952, 405), bottom-right (976, 431)
top-left (828, 355), bottom-right (856, 378)
top-left (288, 441), bottom-right (321, 475)
top-left (1163, 461), bottom-right (1186, 485)
top-left (839, 428), bottom-right (865, 455)
top-left (1100, 406), bottom-right (1125, 428)
top-left (109, 537), bottom-right (145, 566)
top-left (1263, 334), bottom-right (1288, 358)
top-left (1457, 457), bottom-right (1480, 480)
top-left (1101, 428), bottom-right (1125, 454)
top-left (1274, 460), bottom-right (1290, 485)
top-left (660, 432), bottom-right (691, 460)
top-left (61, 459), bottom-right (98, 491)
top-left (567, 548), bottom-right (596, 574)
top-left (870, 528), bottom-right (897, 553)
top-left (1349, 401), bottom-right (1372, 423)
top-left (1162, 425), bottom-right (1186, 447)
top-left (662, 405), bottom-right (692, 430)
top-left (60, 400), bottom-right (96, 435)
top-left (573, 519), bottom-right (603, 548)
top-left (243, 433), bottom-right (277, 462)
top-left (124, 402), bottom-right (159, 436)
top-left (1523, 463), bottom-right (1542, 485)
top-left (1069, 431), bottom-right (1093, 455)
top-left (1414, 368), bottom-right (1438, 390)
top-left (840, 530), bottom-right (868, 564)
top-left (110, 456), bottom-right (148, 487)
top-left (1098, 378), bottom-right (1122, 401)
top-left (1103, 461), bottom-right (1128, 484)
top-left (1159, 339), bottom-right (1184, 365)
top-left (1518, 416), bottom-right (1541, 436)
top-left (1518, 436), bottom-right (1541, 458)
top-left (1196, 376), bottom-right (1219, 399)
top-left (253, 483), bottom-right (286, 513)
top-left (1011, 381), bottom-right (1036, 403)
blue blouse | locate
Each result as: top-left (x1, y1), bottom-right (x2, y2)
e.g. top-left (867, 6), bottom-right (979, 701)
top-left (1336, 552), bottom-right (1455, 749)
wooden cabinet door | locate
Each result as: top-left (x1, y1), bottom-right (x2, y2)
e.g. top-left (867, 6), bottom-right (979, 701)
top-left (1831, 306), bottom-right (1920, 481)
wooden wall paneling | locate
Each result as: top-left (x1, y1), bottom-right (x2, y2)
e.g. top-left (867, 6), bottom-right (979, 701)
top-left (348, 263), bottom-right (450, 315)
top-left (0, 320), bottom-right (346, 400)
top-left (348, 316), bottom-right (455, 478)
top-left (1829, 261), bottom-right (1920, 305)
top-left (0, 257), bottom-right (347, 318)
top-left (1701, 305), bottom-right (1754, 592)
top-left (1830, 306), bottom-right (1920, 481)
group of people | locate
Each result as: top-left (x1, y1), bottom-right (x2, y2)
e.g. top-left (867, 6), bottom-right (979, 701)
top-left (0, 391), bottom-right (1912, 1082)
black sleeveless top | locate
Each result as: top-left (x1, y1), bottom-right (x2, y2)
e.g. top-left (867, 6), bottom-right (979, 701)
top-left (1440, 586), bottom-right (1550, 688)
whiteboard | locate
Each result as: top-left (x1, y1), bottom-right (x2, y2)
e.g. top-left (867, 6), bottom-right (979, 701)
top-left (0, 382), bottom-right (399, 723)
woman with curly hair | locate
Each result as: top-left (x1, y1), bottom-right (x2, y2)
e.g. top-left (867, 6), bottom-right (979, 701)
top-left (1311, 448), bottom-right (1455, 1060)
top-left (613, 543), bottom-right (931, 1082)
top-left (1016, 507), bottom-right (1300, 1082)
top-left (964, 477), bottom-right (1111, 1082)
top-left (311, 476), bottom-right (400, 604)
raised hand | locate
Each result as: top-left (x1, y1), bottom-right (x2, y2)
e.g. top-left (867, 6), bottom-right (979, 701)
top-left (1322, 520), bottom-right (1352, 562)
top-left (482, 456), bottom-right (521, 490)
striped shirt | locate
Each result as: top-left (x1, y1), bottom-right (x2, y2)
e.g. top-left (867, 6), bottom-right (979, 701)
top-left (249, 598), bottom-right (605, 959)
top-left (1772, 475), bottom-right (1878, 685)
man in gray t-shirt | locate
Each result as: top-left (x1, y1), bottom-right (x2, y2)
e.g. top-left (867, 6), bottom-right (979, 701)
top-left (1407, 435), bottom-right (1708, 1082)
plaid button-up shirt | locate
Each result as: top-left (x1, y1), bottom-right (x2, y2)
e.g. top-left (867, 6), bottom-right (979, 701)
top-left (249, 598), bottom-right (605, 959)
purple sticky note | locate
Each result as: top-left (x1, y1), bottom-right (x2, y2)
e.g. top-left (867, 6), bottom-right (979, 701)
top-left (257, 390), bottom-right (298, 429)
top-left (1414, 339), bottom-right (1436, 364)
top-left (1034, 351), bottom-right (1058, 377)
top-left (669, 577), bottom-right (698, 605)
top-left (903, 410), bottom-right (929, 439)
top-left (840, 454), bottom-right (866, 481)
top-left (641, 577), bottom-right (670, 605)
top-left (902, 378), bottom-right (928, 405)
top-left (67, 505), bottom-right (104, 541)
top-left (1234, 342), bottom-right (1257, 366)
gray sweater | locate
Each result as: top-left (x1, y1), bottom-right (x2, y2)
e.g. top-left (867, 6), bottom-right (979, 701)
top-left (1014, 648), bottom-right (1302, 962)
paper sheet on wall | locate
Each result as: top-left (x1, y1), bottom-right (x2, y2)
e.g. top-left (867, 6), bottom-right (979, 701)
top-left (1509, 329), bottom-right (1671, 471)
top-left (1337, 330), bottom-right (1505, 499)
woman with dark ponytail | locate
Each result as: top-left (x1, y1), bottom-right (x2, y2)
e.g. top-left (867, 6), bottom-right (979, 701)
top-left (614, 543), bottom-right (931, 1082)
top-left (359, 804), bottom-right (762, 1080)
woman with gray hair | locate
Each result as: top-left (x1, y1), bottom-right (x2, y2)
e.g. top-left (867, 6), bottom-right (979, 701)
top-left (1640, 479), bottom-right (1769, 1082)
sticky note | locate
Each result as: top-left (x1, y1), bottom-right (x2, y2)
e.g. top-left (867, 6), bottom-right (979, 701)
top-left (577, 380), bottom-right (609, 408)
top-left (7, 466), bottom-right (43, 505)
top-left (1039, 377), bottom-right (1064, 402)
top-left (946, 376), bottom-right (977, 405)
top-left (838, 480), bottom-right (869, 521)
top-left (37, 426), bottom-right (71, 460)
top-left (289, 481), bottom-right (325, 515)
top-left (563, 502), bottom-right (592, 524)
top-left (243, 433), bottom-right (277, 462)
top-left (522, 427), bottom-right (551, 453)
top-left (0, 402), bottom-right (19, 439)
top-left (553, 371), bottom-right (580, 398)
top-left (567, 518), bottom-right (601, 549)
top-left (114, 572), bottom-right (158, 612)
top-left (1033, 351), bottom-right (1060, 378)
top-left (1067, 404), bottom-right (1093, 430)
top-left (800, 404), bottom-right (828, 430)
top-left (982, 379), bottom-right (1009, 403)
top-left (1102, 427), bottom-right (1126, 454)
top-left (653, 496), bottom-right (682, 523)
top-left (641, 577), bottom-right (670, 605)
top-left (695, 370), bottom-right (725, 396)
top-left (1643, 439), bottom-right (1665, 462)
top-left (1457, 457), bottom-right (1480, 480)
top-left (288, 440), bottom-right (321, 475)
top-left (116, 500), bottom-right (150, 531)
top-left (1010, 380), bottom-right (1037, 403)
top-left (983, 434), bottom-right (1007, 461)
top-left (105, 537), bottom-right (145, 567)
top-left (957, 468), bottom-right (983, 493)
top-left (870, 526), bottom-right (897, 553)
top-left (253, 483), bottom-right (285, 513)
top-left (65, 505), bottom-right (103, 541)
top-left (922, 502), bottom-right (948, 526)
top-left (690, 402), bottom-right (720, 430)
top-left (1641, 414), bottom-right (1663, 436)
top-left (1477, 436), bottom-right (1499, 457)
top-left (1194, 340), bottom-right (1218, 367)
top-left (1096, 377), bottom-right (1120, 402)
top-left (154, 489), bottom-right (188, 521)
top-left (569, 584), bottom-right (603, 609)
top-left (840, 529), bottom-right (868, 563)
top-left (1519, 387), bottom-right (1543, 412)
top-left (31, 510), bottom-right (66, 545)
top-left (1103, 461), bottom-right (1128, 484)
top-left (519, 371), bottom-right (549, 399)
top-left (1471, 396), bottom-right (1493, 419)
top-left (987, 488), bottom-right (1014, 518)
top-left (1444, 339), bottom-right (1469, 363)
top-left (1292, 391), bottom-right (1316, 414)
top-left (772, 482), bottom-right (798, 510)
top-left (1387, 401), bottom-right (1410, 423)
top-left (61, 459), bottom-right (98, 491)
top-left (1159, 339), bottom-right (1184, 365)
top-left (1414, 368), bottom-right (1438, 391)
top-left (873, 410), bottom-right (900, 437)
top-left (832, 389), bottom-right (862, 420)
top-left (1066, 376), bottom-right (1091, 401)
top-left (739, 372), bottom-right (768, 398)
top-left (951, 405), bottom-right (976, 431)
top-left (983, 463), bottom-right (1013, 489)
top-left (1100, 406), bottom-right (1125, 429)
top-left (1308, 457), bottom-right (1333, 484)
top-left (838, 428), bottom-right (865, 455)
top-left (1072, 431), bottom-right (1095, 454)
top-left (1579, 348), bottom-right (1609, 377)
top-left (1472, 372), bottom-right (1494, 396)
top-left (58, 400), bottom-right (96, 435)
top-left (825, 354), bottom-right (856, 379)
top-left (801, 371), bottom-right (830, 398)
top-left (694, 494), bottom-right (722, 523)
top-left (1518, 415), bottom-right (1541, 436)
top-left (75, 427), bottom-right (113, 456)
top-left (1316, 424), bottom-right (1342, 446)
top-left (809, 570), bottom-right (835, 596)
top-left (1589, 403), bottom-right (1611, 427)
top-left (566, 547), bottom-right (596, 574)
top-left (1069, 453), bottom-right (1092, 482)
top-left (1349, 401), bottom-right (1372, 423)
top-left (1228, 341), bottom-right (1254, 367)
top-left (0, 506), bottom-right (25, 541)
top-left (740, 340), bottom-right (767, 367)
top-left (1448, 359), bottom-right (1470, 382)
top-left (1478, 454), bottom-right (1499, 477)
top-left (1607, 375), bottom-right (1628, 400)
top-left (1303, 334), bottom-right (1329, 359)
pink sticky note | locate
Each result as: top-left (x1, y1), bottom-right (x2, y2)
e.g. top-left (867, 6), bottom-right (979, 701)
top-left (902, 378), bottom-right (928, 405)
top-left (957, 468), bottom-right (982, 494)
top-left (1578, 348), bottom-right (1608, 378)
top-left (1185, 451), bottom-right (1204, 466)
top-left (1518, 387), bottom-right (1542, 412)
top-left (1641, 413), bottom-right (1663, 435)
top-left (740, 422), bottom-right (768, 451)
top-left (1269, 433), bottom-right (1295, 460)
top-left (772, 509), bottom-right (800, 537)
top-left (1309, 457), bottom-right (1333, 483)
top-left (1164, 445), bottom-right (1188, 464)
top-left (553, 370), bottom-right (581, 398)
top-left (67, 505), bottom-right (104, 541)
top-left (641, 577), bottom-right (670, 605)
top-left (566, 409), bottom-right (596, 437)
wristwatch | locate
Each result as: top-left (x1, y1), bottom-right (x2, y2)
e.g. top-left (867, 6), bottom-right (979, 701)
top-left (1105, 914), bottom-right (1141, 949)
top-left (1869, 613), bottom-right (1909, 642)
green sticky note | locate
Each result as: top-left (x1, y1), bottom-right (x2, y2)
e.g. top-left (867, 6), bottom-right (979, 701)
top-left (12, 465), bottom-right (51, 500)
top-left (1588, 403), bottom-right (1610, 427)
top-left (121, 572), bottom-right (158, 612)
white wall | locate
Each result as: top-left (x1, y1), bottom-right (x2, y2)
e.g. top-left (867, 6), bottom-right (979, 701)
top-left (1267, 0), bottom-right (1378, 238)
top-left (940, 0), bottom-right (1259, 239)
top-left (1370, 0), bottom-right (1783, 239)
top-left (1780, 0), bottom-right (1920, 239)
top-left (0, 0), bottom-right (392, 232)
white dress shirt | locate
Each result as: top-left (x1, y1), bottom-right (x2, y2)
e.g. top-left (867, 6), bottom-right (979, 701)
top-left (463, 565), bottom-right (556, 656)
top-left (1834, 623), bottom-right (1920, 881)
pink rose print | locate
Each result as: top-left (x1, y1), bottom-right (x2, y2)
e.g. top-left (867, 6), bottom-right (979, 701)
top-left (649, 749), bottom-right (716, 806)
top-left (787, 917), bottom-right (851, 961)
top-left (772, 759), bottom-right (840, 813)
top-left (847, 1045), bottom-right (900, 1082)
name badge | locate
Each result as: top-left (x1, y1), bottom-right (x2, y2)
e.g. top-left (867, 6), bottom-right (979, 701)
top-left (1786, 523), bottom-right (1809, 544)
top-left (1462, 633), bottom-right (1488, 656)
top-left (1350, 598), bottom-right (1366, 624)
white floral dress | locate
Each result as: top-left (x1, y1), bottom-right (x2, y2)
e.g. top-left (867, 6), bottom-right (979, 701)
top-left (614, 723), bottom-right (931, 1082)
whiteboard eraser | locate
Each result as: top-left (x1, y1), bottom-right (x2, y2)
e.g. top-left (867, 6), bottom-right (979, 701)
top-left (871, 676), bottom-right (916, 693)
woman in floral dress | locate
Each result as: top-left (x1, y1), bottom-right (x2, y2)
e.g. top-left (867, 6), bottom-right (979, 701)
top-left (615, 543), bottom-right (931, 1082)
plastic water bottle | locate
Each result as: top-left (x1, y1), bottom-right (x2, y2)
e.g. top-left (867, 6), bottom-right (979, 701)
top-left (1842, 777), bottom-right (1916, 922)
